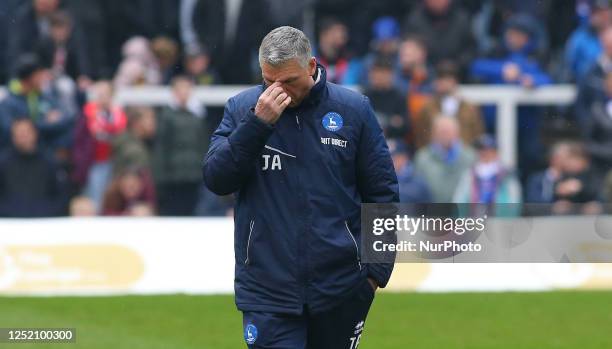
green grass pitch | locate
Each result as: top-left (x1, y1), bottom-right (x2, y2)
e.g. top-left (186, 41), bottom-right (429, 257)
top-left (1, 291), bottom-right (611, 348)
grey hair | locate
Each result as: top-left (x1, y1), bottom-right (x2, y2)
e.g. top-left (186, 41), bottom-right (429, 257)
top-left (259, 26), bottom-right (312, 67)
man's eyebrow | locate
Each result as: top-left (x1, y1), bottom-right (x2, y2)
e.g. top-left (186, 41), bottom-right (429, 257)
top-left (263, 76), bottom-right (298, 83)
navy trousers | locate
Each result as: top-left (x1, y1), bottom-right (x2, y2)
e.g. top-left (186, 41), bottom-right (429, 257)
top-left (242, 278), bottom-right (376, 349)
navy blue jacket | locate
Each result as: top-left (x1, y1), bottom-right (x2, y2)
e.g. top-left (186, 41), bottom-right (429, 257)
top-left (203, 65), bottom-right (398, 315)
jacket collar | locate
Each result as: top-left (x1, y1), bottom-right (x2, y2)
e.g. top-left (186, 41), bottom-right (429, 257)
top-left (303, 63), bottom-right (327, 106)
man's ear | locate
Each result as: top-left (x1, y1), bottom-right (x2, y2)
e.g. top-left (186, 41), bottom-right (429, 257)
top-left (309, 57), bottom-right (317, 75)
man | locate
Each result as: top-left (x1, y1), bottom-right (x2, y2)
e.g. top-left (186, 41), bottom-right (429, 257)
top-left (0, 118), bottom-right (64, 217)
top-left (576, 25), bottom-right (612, 129)
top-left (564, 0), bottom-right (611, 82)
top-left (414, 116), bottom-right (475, 203)
top-left (0, 54), bottom-right (73, 155)
top-left (203, 26), bottom-right (398, 348)
top-left (416, 61), bottom-right (483, 148)
top-left (364, 54), bottom-right (409, 140)
top-left (387, 139), bottom-right (431, 204)
top-left (155, 76), bottom-right (207, 216)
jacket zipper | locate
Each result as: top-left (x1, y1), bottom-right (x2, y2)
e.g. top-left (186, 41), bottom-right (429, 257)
top-left (344, 221), bottom-right (362, 270)
top-left (245, 220), bottom-right (255, 265)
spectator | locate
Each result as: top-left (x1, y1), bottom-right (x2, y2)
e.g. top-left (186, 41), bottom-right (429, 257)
top-left (102, 167), bottom-right (156, 216)
top-left (316, 18), bottom-right (363, 85)
top-left (473, 0), bottom-right (550, 59)
top-left (69, 195), bottom-right (96, 216)
top-left (0, 119), bottom-right (64, 217)
top-left (62, 0), bottom-right (110, 79)
top-left (525, 142), bottom-right (571, 204)
top-left (183, 45), bottom-right (221, 86)
top-left (576, 25), bottom-right (612, 129)
top-left (151, 36), bottom-right (180, 84)
top-left (364, 54), bottom-right (409, 140)
top-left (415, 61), bottom-right (484, 148)
top-left (396, 35), bottom-right (432, 134)
top-left (112, 106), bottom-right (156, 177)
top-left (551, 141), bottom-right (602, 215)
top-left (114, 37), bottom-right (161, 87)
top-left (453, 135), bottom-right (522, 205)
top-left (73, 81), bottom-right (127, 211)
top-left (36, 10), bottom-right (89, 119)
top-left (470, 14), bottom-right (552, 87)
top-left (470, 13), bottom-right (552, 179)
top-left (361, 16), bottom-right (401, 85)
top-left (584, 71), bottom-right (612, 176)
top-left (154, 76), bottom-right (208, 216)
top-left (414, 116), bottom-right (476, 203)
top-left (0, 0), bottom-right (27, 83)
top-left (403, 0), bottom-right (475, 75)
top-left (36, 10), bottom-right (92, 85)
top-left (180, 0), bottom-right (270, 84)
top-left (564, 0), bottom-right (611, 82)
top-left (0, 54), bottom-right (74, 155)
top-left (388, 139), bottom-right (431, 203)
top-left (6, 0), bottom-right (61, 73)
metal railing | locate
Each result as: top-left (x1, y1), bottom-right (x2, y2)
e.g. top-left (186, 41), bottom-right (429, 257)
top-left (1, 85), bottom-right (578, 167)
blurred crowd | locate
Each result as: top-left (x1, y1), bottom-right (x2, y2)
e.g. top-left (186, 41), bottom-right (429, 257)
top-left (1, 0), bottom-right (612, 217)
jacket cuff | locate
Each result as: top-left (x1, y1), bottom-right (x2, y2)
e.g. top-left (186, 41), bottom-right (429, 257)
top-left (366, 263), bottom-right (394, 288)
top-left (228, 110), bottom-right (274, 161)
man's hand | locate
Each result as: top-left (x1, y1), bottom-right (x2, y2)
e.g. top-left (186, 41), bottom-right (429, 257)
top-left (502, 63), bottom-right (521, 82)
top-left (255, 82), bottom-right (292, 124)
top-left (367, 278), bottom-right (378, 292)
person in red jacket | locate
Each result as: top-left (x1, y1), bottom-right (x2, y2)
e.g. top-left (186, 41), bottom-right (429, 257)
top-left (74, 80), bottom-right (126, 212)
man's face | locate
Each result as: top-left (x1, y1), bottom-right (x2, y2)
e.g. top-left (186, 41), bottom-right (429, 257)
top-left (51, 24), bottom-right (71, 44)
top-left (505, 28), bottom-right (530, 52)
top-left (368, 67), bottom-right (394, 90)
top-left (173, 80), bottom-right (193, 106)
top-left (478, 148), bottom-right (498, 163)
top-left (425, 0), bottom-right (451, 15)
top-left (34, 0), bottom-right (59, 15)
top-left (186, 54), bottom-right (209, 75)
top-left (320, 24), bottom-right (348, 54)
top-left (261, 58), bottom-right (316, 108)
top-left (591, 7), bottom-right (611, 30)
top-left (12, 121), bottom-right (38, 154)
top-left (434, 76), bottom-right (457, 95)
top-left (432, 118), bottom-right (459, 148)
top-left (94, 82), bottom-right (114, 108)
top-left (399, 40), bottom-right (426, 69)
top-left (602, 27), bottom-right (612, 58)
top-left (25, 69), bottom-right (50, 92)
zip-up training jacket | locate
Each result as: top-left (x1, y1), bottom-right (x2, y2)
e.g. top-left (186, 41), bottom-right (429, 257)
top-left (203, 64), bottom-right (399, 315)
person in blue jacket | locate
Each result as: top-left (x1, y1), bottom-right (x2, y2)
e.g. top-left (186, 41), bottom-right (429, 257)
top-left (470, 13), bottom-right (552, 181)
top-left (203, 26), bottom-right (399, 349)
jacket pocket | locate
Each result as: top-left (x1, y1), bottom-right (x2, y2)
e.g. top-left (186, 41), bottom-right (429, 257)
top-left (244, 220), bottom-right (255, 265)
top-left (344, 221), bottom-right (362, 270)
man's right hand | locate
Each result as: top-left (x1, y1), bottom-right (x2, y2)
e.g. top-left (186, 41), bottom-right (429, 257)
top-left (254, 82), bottom-right (292, 124)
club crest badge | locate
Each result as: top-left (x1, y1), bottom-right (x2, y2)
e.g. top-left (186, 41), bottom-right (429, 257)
top-left (322, 112), bottom-right (343, 132)
top-left (244, 323), bottom-right (258, 345)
